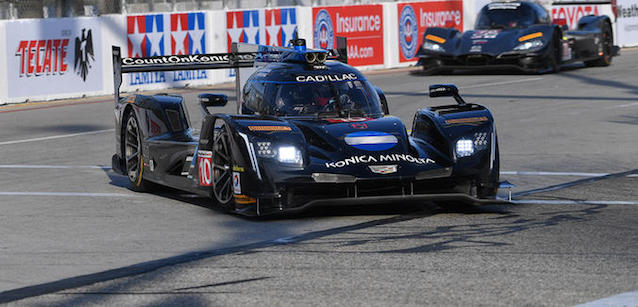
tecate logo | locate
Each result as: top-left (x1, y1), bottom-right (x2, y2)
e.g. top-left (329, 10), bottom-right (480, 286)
top-left (16, 39), bottom-right (70, 77)
top-left (399, 5), bottom-right (418, 60)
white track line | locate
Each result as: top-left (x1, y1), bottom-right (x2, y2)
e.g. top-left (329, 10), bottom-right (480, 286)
top-left (0, 165), bottom-right (110, 169)
top-left (0, 129), bottom-right (113, 146)
top-left (512, 200), bottom-right (638, 205)
top-left (0, 192), bottom-right (138, 197)
top-left (461, 77), bottom-right (544, 89)
top-left (502, 171), bottom-right (638, 178)
top-left (574, 290), bottom-right (638, 307)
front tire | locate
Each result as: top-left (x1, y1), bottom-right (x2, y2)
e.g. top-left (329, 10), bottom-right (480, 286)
top-left (124, 111), bottom-right (152, 192)
top-left (212, 119), bottom-right (235, 211)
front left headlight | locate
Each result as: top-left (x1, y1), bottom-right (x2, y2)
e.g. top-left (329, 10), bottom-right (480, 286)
top-left (423, 41), bottom-right (445, 52)
top-left (513, 39), bottom-right (544, 51)
top-left (277, 146), bottom-right (303, 165)
top-left (456, 139), bottom-right (475, 158)
top-left (456, 132), bottom-right (490, 158)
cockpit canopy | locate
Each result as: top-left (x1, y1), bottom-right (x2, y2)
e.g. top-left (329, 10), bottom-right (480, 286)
top-left (242, 65), bottom-right (384, 118)
top-left (475, 1), bottom-right (550, 30)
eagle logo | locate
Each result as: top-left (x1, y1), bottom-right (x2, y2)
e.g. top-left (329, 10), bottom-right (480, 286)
top-left (74, 28), bottom-right (94, 82)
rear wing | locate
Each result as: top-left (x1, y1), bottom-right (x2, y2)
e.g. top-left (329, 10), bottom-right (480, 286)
top-left (112, 37), bottom-right (348, 113)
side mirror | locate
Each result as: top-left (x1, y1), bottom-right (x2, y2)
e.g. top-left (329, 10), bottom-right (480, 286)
top-left (429, 84), bottom-right (458, 97)
top-left (198, 93), bottom-right (227, 115)
top-left (429, 84), bottom-right (467, 106)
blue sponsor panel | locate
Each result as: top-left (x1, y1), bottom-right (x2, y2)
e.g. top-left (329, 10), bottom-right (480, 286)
top-left (344, 131), bottom-right (399, 151)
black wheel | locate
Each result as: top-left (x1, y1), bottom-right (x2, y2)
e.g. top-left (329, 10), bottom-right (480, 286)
top-left (212, 119), bottom-right (235, 211)
top-left (477, 135), bottom-right (500, 199)
top-left (124, 112), bottom-right (152, 192)
top-left (546, 32), bottom-right (561, 73)
top-left (585, 22), bottom-right (612, 67)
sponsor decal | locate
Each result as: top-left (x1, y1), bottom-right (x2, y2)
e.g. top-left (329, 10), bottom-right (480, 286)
top-left (445, 116), bottom-right (489, 125)
top-left (16, 39), bottom-right (70, 77)
top-left (488, 2), bottom-right (521, 10)
top-left (369, 165), bottom-right (398, 174)
top-left (227, 8), bottom-right (297, 49)
top-left (344, 131), bottom-right (398, 151)
top-left (351, 123), bottom-right (368, 129)
top-left (126, 12), bottom-right (207, 85)
top-left (314, 9), bottom-right (335, 49)
top-left (324, 117), bottom-right (371, 123)
top-left (313, 5), bottom-right (383, 66)
top-left (471, 30), bottom-right (501, 39)
top-left (7, 19), bottom-right (103, 98)
top-left (74, 28), bottom-right (95, 81)
top-left (121, 53), bottom-right (254, 66)
top-left (227, 8), bottom-right (297, 77)
top-left (198, 150), bottom-right (213, 186)
top-left (399, 5), bottom-right (419, 60)
top-left (470, 45), bottom-right (482, 53)
top-left (295, 73), bottom-right (357, 82)
top-left (325, 154), bottom-right (435, 168)
top-left (617, 0), bottom-right (638, 46)
top-left (247, 125), bottom-right (292, 132)
top-left (397, 1), bottom-right (463, 63)
top-left (233, 165), bottom-right (245, 172)
top-left (233, 171), bottom-right (241, 194)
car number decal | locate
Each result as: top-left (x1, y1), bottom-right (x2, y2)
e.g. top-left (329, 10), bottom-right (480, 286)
top-left (198, 150), bottom-right (213, 186)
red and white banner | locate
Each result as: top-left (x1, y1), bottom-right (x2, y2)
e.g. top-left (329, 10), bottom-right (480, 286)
top-left (397, 1), bottom-right (463, 62)
top-left (616, 0), bottom-right (638, 46)
top-left (312, 5), bottom-right (384, 67)
top-left (551, 3), bottom-right (614, 29)
top-left (5, 18), bottom-right (103, 99)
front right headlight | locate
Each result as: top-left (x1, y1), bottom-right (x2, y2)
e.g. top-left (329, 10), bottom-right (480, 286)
top-left (513, 39), bottom-right (544, 51)
top-left (277, 146), bottom-right (303, 165)
top-left (422, 41), bottom-right (445, 52)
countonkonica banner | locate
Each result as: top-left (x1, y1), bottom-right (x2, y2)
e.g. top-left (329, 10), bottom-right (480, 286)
top-left (5, 17), bottom-right (103, 100)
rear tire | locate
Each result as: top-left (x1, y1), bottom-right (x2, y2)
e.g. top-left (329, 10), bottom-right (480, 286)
top-left (585, 22), bottom-right (612, 67)
top-left (212, 119), bottom-right (235, 211)
top-left (124, 111), bottom-right (152, 192)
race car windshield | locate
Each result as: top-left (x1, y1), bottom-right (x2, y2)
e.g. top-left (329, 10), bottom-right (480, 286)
top-left (475, 4), bottom-right (536, 29)
top-left (263, 80), bottom-right (383, 118)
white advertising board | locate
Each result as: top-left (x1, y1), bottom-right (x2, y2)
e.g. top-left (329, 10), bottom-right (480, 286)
top-left (617, 0), bottom-right (638, 46)
top-left (5, 17), bottom-right (103, 101)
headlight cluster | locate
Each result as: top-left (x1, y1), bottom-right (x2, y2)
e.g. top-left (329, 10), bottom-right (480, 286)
top-left (455, 132), bottom-right (490, 158)
top-left (255, 141), bottom-right (303, 165)
top-left (513, 39), bottom-right (543, 51)
top-left (422, 41), bottom-right (445, 52)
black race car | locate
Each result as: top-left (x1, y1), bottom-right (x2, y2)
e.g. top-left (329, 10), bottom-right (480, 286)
top-left (111, 38), bottom-right (504, 216)
top-left (416, 0), bottom-right (619, 74)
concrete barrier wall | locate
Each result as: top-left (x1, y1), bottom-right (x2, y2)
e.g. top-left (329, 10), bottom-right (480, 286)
top-left (0, 1), bottom-right (627, 104)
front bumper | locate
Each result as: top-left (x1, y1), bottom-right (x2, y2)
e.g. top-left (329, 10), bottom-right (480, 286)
top-left (417, 50), bottom-right (551, 73)
top-left (236, 174), bottom-right (506, 216)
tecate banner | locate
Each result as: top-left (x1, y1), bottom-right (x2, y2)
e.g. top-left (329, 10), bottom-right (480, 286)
top-left (126, 12), bottom-right (208, 86)
top-left (617, 0), bottom-right (638, 45)
top-left (397, 1), bottom-right (463, 62)
top-left (551, 3), bottom-right (614, 30)
top-left (6, 18), bottom-right (103, 99)
top-left (313, 5), bottom-right (384, 67)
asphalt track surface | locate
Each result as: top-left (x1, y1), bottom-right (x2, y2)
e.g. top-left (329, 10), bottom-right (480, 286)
top-left (1, 50), bottom-right (637, 306)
